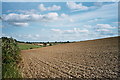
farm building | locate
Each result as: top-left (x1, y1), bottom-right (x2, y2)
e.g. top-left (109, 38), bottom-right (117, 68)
top-left (34, 43), bottom-right (50, 46)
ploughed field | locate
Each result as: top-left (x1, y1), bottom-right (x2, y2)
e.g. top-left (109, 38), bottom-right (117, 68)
top-left (20, 37), bottom-right (119, 78)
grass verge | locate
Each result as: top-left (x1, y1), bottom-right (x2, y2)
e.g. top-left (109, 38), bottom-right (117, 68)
top-left (18, 43), bottom-right (42, 50)
top-left (2, 63), bottom-right (22, 78)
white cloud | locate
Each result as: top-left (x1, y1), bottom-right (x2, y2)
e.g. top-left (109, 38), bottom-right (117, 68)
top-left (1, 33), bottom-right (11, 38)
top-left (39, 4), bottom-right (47, 11)
top-left (50, 28), bottom-right (90, 41)
top-left (12, 22), bottom-right (29, 27)
top-left (15, 34), bottom-right (51, 41)
top-left (113, 22), bottom-right (120, 23)
top-left (3, 0), bottom-right (120, 2)
top-left (51, 28), bottom-right (89, 34)
top-left (82, 24), bottom-right (116, 33)
top-left (3, 13), bottom-right (30, 22)
top-left (2, 12), bottom-right (70, 26)
top-left (61, 13), bottom-right (68, 17)
top-left (2, 2), bottom-right (118, 42)
top-left (83, 25), bottom-right (92, 28)
top-left (60, 13), bottom-right (74, 22)
top-left (96, 24), bottom-right (116, 29)
top-left (38, 4), bottom-right (61, 11)
top-left (17, 34), bottom-right (40, 40)
top-left (92, 24), bottom-right (117, 34)
top-left (67, 2), bottom-right (117, 21)
top-left (51, 29), bottom-right (63, 33)
top-left (2, 13), bottom-right (59, 22)
top-left (30, 14), bottom-right (43, 21)
top-left (69, 18), bottom-right (74, 22)
top-left (73, 28), bottom-right (89, 33)
top-left (45, 13), bottom-right (59, 21)
top-left (88, 18), bottom-right (103, 23)
top-left (47, 5), bottom-right (61, 11)
top-left (96, 29), bottom-right (110, 32)
top-left (0, 25), bottom-right (5, 28)
top-left (82, 24), bottom-right (117, 36)
top-left (94, 2), bottom-right (103, 7)
top-left (7, 9), bottom-right (37, 14)
top-left (66, 2), bottom-right (88, 11)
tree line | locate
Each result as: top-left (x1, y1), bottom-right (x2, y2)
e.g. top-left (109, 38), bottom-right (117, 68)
top-left (17, 41), bottom-right (71, 44)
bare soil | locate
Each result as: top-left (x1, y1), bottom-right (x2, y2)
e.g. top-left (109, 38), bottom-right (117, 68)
top-left (20, 37), bottom-right (119, 78)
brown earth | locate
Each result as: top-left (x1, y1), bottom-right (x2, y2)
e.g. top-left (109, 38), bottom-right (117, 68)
top-left (20, 36), bottom-right (119, 78)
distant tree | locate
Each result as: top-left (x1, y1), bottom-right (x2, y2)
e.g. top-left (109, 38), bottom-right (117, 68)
top-left (49, 43), bottom-right (52, 46)
top-left (26, 42), bottom-right (32, 44)
top-left (43, 43), bottom-right (47, 47)
top-left (67, 41), bottom-right (70, 43)
top-left (26, 42), bottom-right (29, 44)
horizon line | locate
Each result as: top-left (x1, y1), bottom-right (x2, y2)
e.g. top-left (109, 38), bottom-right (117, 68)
top-left (1, 35), bottom-right (119, 42)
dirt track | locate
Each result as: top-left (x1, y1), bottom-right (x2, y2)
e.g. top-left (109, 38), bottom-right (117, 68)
top-left (20, 37), bottom-right (119, 78)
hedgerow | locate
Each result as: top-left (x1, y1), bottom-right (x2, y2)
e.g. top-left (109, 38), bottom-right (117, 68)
top-left (2, 37), bottom-right (22, 78)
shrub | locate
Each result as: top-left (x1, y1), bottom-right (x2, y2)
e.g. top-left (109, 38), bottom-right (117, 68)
top-left (30, 47), bottom-right (33, 49)
top-left (49, 43), bottom-right (52, 46)
top-left (43, 43), bottom-right (47, 47)
top-left (2, 37), bottom-right (22, 78)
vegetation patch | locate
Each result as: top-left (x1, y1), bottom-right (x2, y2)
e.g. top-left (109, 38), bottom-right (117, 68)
top-left (18, 43), bottom-right (42, 50)
top-left (2, 37), bottom-right (22, 78)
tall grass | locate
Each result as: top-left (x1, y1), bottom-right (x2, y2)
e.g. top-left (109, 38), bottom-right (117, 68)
top-left (2, 37), bottom-right (22, 78)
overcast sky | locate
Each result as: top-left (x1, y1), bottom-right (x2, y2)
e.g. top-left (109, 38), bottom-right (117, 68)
top-left (1, 2), bottom-right (119, 42)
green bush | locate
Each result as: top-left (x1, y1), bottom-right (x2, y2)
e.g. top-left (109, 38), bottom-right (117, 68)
top-left (2, 37), bottom-right (22, 78)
